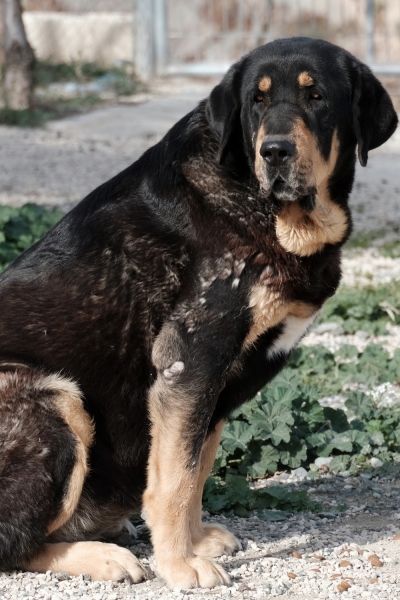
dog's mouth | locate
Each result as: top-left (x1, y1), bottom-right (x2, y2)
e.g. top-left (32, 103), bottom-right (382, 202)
top-left (270, 176), bottom-right (316, 212)
top-left (271, 176), bottom-right (286, 194)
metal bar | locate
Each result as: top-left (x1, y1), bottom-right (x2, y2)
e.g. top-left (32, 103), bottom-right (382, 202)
top-left (132, 0), bottom-right (136, 70)
top-left (154, 0), bottom-right (168, 75)
top-left (166, 61), bottom-right (230, 76)
top-left (237, 0), bottom-right (244, 55)
top-left (220, 0), bottom-right (227, 62)
top-left (166, 59), bottom-right (400, 77)
top-left (370, 64), bottom-right (400, 76)
top-left (365, 0), bottom-right (375, 65)
top-left (134, 0), bottom-right (155, 81)
top-left (383, 0), bottom-right (390, 63)
top-left (194, 0), bottom-right (200, 64)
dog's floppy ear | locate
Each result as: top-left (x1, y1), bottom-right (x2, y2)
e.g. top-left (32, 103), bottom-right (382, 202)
top-left (207, 60), bottom-right (244, 164)
top-left (352, 61), bottom-right (398, 166)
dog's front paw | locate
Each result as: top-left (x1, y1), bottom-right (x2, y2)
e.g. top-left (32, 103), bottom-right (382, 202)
top-left (158, 556), bottom-right (231, 590)
top-left (192, 523), bottom-right (241, 557)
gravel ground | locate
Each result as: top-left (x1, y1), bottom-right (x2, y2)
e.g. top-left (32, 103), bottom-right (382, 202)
top-left (2, 473), bottom-right (400, 600)
top-left (0, 96), bottom-right (399, 599)
top-left (341, 249), bottom-right (400, 287)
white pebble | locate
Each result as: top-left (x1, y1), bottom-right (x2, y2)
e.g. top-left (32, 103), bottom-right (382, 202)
top-left (315, 457), bottom-right (333, 467)
top-left (370, 457), bottom-right (384, 468)
top-left (292, 467), bottom-right (308, 478)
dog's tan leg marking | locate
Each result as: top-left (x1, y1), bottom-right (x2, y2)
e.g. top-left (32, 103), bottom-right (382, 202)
top-left (23, 541), bottom-right (146, 583)
top-left (276, 127), bottom-right (348, 256)
top-left (38, 375), bottom-right (94, 535)
top-left (190, 421), bottom-right (241, 558)
top-left (143, 380), bottom-right (231, 590)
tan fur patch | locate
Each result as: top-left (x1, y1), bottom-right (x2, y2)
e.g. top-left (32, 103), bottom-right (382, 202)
top-left (298, 71), bottom-right (314, 86)
top-left (22, 541), bottom-right (145, 582)
top-left (190, 421), bottom-right (224, 542)
top-left (254, 123), bottom-right (268, 191)
top-left (258, 76), bottom-right (271, 92)
top-left (42, 375), bottom-right (94, 535)
top-left (275, 199), bottom-right (348, 257)
top-left (243, 288), bottom-right (317, 350)
top-left (190, 422), bottom-right (240, 558)
top-left (276, 125), bottom-right (348, 256)
top-left (244, 287), bottom-right (286, 349)
top-left (143, 378), bottom-right (196, 544)
top-left (292, 119), bottom-right (338, 187)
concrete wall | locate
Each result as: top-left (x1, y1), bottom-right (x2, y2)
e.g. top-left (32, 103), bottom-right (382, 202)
top-left (23, 12), bottom-right (134, 65)
top-left (22, 1), bottom-right (132, 13)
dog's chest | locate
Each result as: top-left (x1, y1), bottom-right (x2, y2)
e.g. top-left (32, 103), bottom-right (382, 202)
top-left (242, 262), bottom-right (319, 354)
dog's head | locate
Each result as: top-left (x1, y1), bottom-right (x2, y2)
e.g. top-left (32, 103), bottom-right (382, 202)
top-left (207, 38), bottom-right (398, 208)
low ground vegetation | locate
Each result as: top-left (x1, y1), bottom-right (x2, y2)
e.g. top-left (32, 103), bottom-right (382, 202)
top-left (1, 204), bottom-right (399, 519)
top-left (0, 204), bottom-right (64, 269)
top-left (0, 60), bottom-right (145, 127)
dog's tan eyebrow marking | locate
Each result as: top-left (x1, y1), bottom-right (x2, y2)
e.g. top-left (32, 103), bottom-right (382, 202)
top-left (258, 76), bottom-right (271, 92)
top-left (298, 72), bottom-right (314, 87)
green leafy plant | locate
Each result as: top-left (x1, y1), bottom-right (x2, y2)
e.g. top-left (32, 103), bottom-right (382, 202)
top-left (0, 204), bottom-right (64, 272)
top-left (287, 343), bottom-right (400, 395)
top-left (204, 340), bottom-right (400, 515)
top-left (345, 229), bottom-right (387, 249)
top-left (0, 96), bottom-right (102, 128)
top-left (321, 284), bottom-right (400, 334)
top-left (211, 366), bottom-right (400, 484)
top-left (203, 474), bottom-right (316, 519)
top-left (34, 60), bottom-right (144, 93)
top-left (345, 230), bottom-right (400, 257)
top-left (379, 240), bottom-right (400, 259)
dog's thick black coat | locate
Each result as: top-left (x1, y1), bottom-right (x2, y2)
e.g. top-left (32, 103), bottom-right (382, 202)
top-left (0, 38), bottom-right (397, 588)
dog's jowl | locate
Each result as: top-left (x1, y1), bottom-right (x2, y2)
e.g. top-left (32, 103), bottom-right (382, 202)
top-left (0, 38), bottom-right (397, 589)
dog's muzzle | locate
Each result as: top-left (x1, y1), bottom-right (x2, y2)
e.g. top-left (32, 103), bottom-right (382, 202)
top-left (258, 136), bottom-right (315, 209)
top-left (259, 139), bottom-right (297, 167)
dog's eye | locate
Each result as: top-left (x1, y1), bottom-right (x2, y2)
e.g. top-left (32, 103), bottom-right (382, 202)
top-left (254, 94), bottom-right (264, 103)
top-left (310, 91), bottom-right (322, 101)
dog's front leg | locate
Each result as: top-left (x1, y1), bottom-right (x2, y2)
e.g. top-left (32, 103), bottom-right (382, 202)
top-left (189, 420), bottom-right (241, 558)
top-left (142, 320), bottom-right (240, 589)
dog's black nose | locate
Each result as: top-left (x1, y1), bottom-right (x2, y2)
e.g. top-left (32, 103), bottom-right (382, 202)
top-left (259, 139), bottom-right (296, 166)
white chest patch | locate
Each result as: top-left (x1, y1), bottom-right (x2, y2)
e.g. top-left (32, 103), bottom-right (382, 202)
top-left (267, 314), bottom-right (316, 359)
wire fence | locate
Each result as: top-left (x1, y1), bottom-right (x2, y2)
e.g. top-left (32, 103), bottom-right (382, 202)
top-left (160, 0), bottom-right (400, 77)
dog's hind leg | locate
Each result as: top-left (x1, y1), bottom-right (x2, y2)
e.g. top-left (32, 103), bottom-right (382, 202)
top-left (0, 368), bottom-right (146, 583)
top-left (0, 367), bottom-right (145, 582)
top-left (189, 421), bottom-right (241, 558)
top-left (0, 368), bottom-right (93, 571)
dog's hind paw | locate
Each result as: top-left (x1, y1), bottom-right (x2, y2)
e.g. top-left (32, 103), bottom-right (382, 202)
top-left (24, 541), bottom-right (148, 583)
top-left (192, 523), bottom-right (241, 557)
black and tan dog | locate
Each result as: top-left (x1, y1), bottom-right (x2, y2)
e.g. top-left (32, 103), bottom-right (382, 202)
top-left (0, 37), bottom-right (397, 589)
